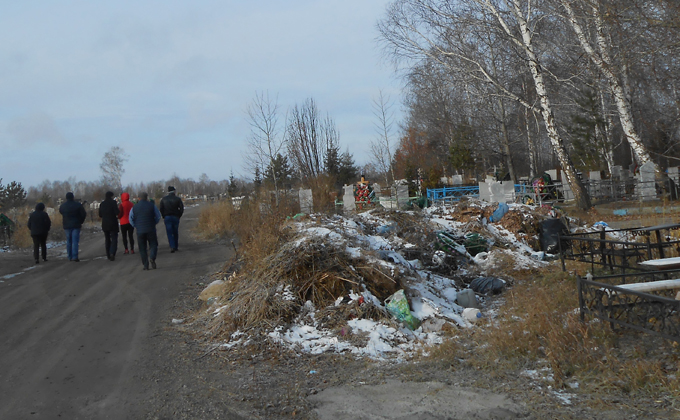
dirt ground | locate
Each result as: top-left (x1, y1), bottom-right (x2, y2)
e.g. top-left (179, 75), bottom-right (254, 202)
top-left (164, 284), bottom-right (680, 420)
top-left (4, 203), bottom-right (680, 419)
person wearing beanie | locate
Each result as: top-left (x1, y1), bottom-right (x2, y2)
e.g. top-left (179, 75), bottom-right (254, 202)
top-left (27, 202), bottom-right (51, 264)
top-left (159, 185), bottom-right (184, 253)
top-left (129, 191), bottom-right (161, 270)
top-left (99, 191), bottom-right (120, 261)
top-left (118, 192), bottom-right (135, 254)
top-left (59, 192), bottom-right (87, 262)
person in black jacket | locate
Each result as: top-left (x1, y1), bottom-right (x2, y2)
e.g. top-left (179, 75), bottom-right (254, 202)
top-left (99, 191), bottom-right (120, 261)
top-left (129, 192), bottom-right (161, 270)
top-left (27, 202), bottom-right (51, 264)
top-left (159, 186), bottom-right (184, 253)
top-left (59, 192), bottom-right (87, 262)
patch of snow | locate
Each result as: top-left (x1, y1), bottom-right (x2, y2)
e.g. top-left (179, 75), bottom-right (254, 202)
top-left (553, 390), bottom-right (574, 405)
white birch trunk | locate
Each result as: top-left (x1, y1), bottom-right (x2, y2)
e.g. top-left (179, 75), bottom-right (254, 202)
top-left (525, 108), bottom-right (537, 178)
top-left (488, 0), bottom-right (591, 208)
top-left (561, 0), bottom-right (658, 174)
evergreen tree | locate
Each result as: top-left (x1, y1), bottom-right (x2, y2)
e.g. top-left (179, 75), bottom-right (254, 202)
top-left (253, 167), bottom-right (263, 189)
top-left (227, 172), bottom-right (239, 197)
top-left (324, 145), bottom-right (341, 177)
top-left (0, 180), bottom-right (27, 209)
top-left (337, 151), bottom-right (358, 187)
top-left (265, 153), bottom-right (295, 188)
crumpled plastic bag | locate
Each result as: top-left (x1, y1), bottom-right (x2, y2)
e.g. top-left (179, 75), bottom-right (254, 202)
top-left (385, 289), bottom-right (420, 330)
top-left (489, 202), bottom-right (509, 223)
top-left (469, 277), bottom-right (506, 295)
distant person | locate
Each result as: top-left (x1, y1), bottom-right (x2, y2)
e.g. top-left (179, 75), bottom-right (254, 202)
top-left (159, 186), bottom-right (184, 253)
top-left (59, 192), bottom-right (87, 262)
top-left (99, 191), bottom-right (120, 261)
top-left (27, 202), bottom-right (51, 264)
top-left (118, 192), bottom-right (135, 254)
top-left (129, 192), bottom-right (161, 270)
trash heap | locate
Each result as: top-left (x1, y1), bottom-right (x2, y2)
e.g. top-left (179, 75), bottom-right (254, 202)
top-left (201, 199), bottom-right (563, 360)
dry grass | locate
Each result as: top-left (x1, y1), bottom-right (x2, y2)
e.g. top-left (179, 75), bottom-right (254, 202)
top-left (208, 237), bottom-right (400, 339)
top-left (431, 257), bottom-right (680, 399)
top-left (197, 199), bottom-right (236, 239)
top-left (196, 194), bottom-right (401, 339)
top-left (197, 195), bottom-right (680, 401)
top-left (5, 206), bottom-right (65, 249)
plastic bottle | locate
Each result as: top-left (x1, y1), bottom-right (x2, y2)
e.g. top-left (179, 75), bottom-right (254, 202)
top-left (462, 307), bottom-right (482, 323)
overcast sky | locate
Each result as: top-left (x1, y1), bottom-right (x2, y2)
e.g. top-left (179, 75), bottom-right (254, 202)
top-left (0, 0), bottom-right (403, 188)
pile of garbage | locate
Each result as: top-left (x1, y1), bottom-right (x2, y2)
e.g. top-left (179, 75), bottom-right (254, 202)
top-left (199, 199), bottom-right (564, 360)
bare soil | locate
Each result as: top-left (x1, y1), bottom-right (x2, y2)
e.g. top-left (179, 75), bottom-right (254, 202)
top-left (4, 203), bottom-right (680, 419)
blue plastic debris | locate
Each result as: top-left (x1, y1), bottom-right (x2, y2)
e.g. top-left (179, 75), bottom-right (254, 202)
top-left (489, 202), bottom-right (509, 223)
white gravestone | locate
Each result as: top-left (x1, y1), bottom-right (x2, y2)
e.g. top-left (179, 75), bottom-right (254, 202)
top-left (299, 189), bottom-right (313, 214)
top-left (343, 185), bottom-right (356, 214)
top-left (396, 184), bottom-right (409, 208)
top-left (638, 161), bottom-right (657, 201)
top-left (478, 181), bottom-right (491, 202)
top-left (503, 181), bottom-right (516, 203)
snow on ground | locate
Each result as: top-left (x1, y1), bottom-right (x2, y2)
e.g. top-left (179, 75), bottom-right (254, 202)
top-left (2, 264), bottom-right (38, 280)
top-left (213, 202), bottom-right (554, 360)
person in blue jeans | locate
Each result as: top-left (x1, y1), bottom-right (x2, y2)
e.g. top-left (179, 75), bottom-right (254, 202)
top-left (59, 192), bottom-right (87, 262)
top-left (159, 186), bottom-right (184, 253)
top-left (129, 192), bottom-right (161, 270)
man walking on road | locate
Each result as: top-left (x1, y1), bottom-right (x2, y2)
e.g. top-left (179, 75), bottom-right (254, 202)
top-left (99, 191), bottom-right (120, 261)
top-left (129, 192), bottom-right (161, 270)
top-left (59, 192), bottom-right (87, 262)
top-left (160, 185), bottom-right (184, 253)
top-left (27, 202), bottom-right (51, 264)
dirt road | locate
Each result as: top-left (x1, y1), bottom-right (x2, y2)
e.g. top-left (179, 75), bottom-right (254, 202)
top-left (1, 205), bottom-right (535, 420)
top-left (0, 205), bottom-right (247, 419)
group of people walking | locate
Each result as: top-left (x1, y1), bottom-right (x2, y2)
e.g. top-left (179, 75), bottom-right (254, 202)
top-left (27, 186), bottom-right (184, 270)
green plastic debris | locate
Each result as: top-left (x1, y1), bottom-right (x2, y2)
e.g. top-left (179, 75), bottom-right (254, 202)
top-left (287, 213), bottom-right (308, 220)
top-left (435, 231), bottom-right (467, 256)
top-left (385, 289), bottom-right (420, 330)
top-left (463, 233), bottom-right (487, 256)
top-left (415, 195), bottom-right (430, 209)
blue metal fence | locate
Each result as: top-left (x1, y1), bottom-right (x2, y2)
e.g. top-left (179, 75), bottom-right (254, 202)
top-left (428, 184), bottom-right (534, 203)
top-left (427, 186), bottom-right (480, 202)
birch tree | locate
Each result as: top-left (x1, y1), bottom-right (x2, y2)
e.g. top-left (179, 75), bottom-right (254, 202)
top-left (557, 0), bottom-right (657, 173)
top-left (244, 91), bottom-right (285, 203)
top-left (379, 0), bottom-right (591, 208)
top-left (100, 146), bottom-right (128, 191)
top-left (370, 90), bottom-right (397, 187)
top-left (286, 98), bottom-right (340, 182)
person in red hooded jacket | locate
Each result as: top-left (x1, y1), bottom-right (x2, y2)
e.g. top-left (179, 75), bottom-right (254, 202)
top-left (118, 192), bottom-right (135, 254)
